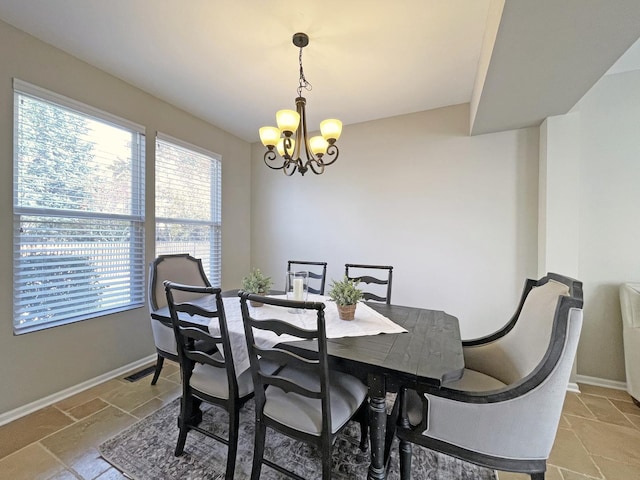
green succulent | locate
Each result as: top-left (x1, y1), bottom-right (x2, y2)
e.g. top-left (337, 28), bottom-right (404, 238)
top-left (241, 268), bottom-right (273, 294)
top-left (328, 276), bottom-right (363, 306)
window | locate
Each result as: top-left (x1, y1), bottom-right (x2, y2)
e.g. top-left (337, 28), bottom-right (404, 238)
top-left (155, 134), bottom-right (222, 286)
top-left (13, 80), bottom-right (146, 334)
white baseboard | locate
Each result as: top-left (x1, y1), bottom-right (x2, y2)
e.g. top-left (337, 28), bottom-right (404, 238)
top-left (574, 374), bottom-right (627, 391)
top-left (0, 354), bottom-right (156, 427)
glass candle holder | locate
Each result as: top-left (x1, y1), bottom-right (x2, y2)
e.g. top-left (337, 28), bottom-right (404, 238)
top-left (285, 271), bottom-right (309, 303)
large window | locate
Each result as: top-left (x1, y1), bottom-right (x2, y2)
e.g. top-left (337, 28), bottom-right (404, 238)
top-left (13, 80), bottom-right (146, 334)
top-left (155, 134), bottom-right (222, 286)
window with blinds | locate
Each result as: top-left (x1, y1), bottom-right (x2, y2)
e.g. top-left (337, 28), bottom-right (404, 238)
top-left (13, 80), bottom-right (146, 334)
top-left (155, 135), bottom-right (222, 286)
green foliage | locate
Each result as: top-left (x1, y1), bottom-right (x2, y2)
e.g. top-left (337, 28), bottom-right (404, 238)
top-left (17, 95), bottom-right (94, 210)
top-left (241, 268), bottom-right (273, 294)
top-left (328, 276), bottom-right (363, 306)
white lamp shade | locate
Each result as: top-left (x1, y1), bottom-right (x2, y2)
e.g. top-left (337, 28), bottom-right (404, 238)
top-left (259, 126), bottom-right (280, 147)
top-left (277, 138), bottom-right (295, 157)
top-left (309, 136), bottom-right (328, 155)
top-left (320, 119), bottom-right (342, 141)
top-left (276, 109), bottom-right (301, 134)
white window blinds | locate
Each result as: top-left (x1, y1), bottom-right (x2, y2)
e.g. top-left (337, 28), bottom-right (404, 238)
top-left (13, 80), bottom-right (146, 333)
top-left (155, 134), bottom-right (222, 286)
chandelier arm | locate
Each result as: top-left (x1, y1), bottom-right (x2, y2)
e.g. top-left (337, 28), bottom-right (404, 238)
top-left (307, 159), bottom-right (325, 175)
top-left (283, 160), bottom-right (298, 176)
top-left (263, 150), bottom-right (286, 170)
top-left (283, 136), bottom-right (293, 160)
top-left (319, 144), bottom-right (339, 167)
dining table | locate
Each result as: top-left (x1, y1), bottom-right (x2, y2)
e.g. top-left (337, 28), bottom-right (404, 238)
top-left (152, 291), bottom-right (465, 480)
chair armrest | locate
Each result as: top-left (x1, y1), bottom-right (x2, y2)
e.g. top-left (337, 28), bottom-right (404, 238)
top-left (463, 279), bottom-right (538, 347)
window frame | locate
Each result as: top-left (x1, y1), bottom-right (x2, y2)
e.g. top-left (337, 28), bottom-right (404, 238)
top-left (154, 133), bottom-right (222, 286)
top-left (12, 79), bottom-right (146, 334)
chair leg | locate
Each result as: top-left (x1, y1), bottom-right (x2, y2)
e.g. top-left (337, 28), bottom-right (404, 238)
top-left (321, 446), bottom-right (333, 480)
top-left (150, 354), bottom-right (164, 385)
top-left (174, 396), bottom-right (191, 456)
top-left (398, 439), bottom-right (412, 480)
top-left (250, 419), bottom-right (266, 480)
top-left (225, 406), bottom-right (240, 480)
top-left (531, 473), bottom-right (545, 480)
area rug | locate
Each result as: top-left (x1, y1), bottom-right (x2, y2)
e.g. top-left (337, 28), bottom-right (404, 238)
top-left (99, 398), bottom-right (496, 480)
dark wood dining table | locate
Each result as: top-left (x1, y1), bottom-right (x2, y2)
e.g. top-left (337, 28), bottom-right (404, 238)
top-left (152, 293), bottom-right (465, 480)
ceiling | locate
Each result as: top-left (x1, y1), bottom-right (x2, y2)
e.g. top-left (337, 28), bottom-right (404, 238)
top-left (0, 0), bottom-right (639, 142)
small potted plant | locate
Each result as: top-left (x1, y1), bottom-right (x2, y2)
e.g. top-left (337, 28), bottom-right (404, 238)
top-left (328, 276), bottom-right (363, 320)
top-left (241, 268), bottom-right (273, 307)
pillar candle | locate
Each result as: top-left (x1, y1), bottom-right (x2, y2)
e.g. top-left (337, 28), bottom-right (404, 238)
top-left (293, 277), bottom-right (304, 301)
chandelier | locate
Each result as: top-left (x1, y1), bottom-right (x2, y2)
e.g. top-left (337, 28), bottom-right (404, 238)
top-left (259, 32), bottom-right (342, 176)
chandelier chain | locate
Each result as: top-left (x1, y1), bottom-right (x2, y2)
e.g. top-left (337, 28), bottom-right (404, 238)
top-left (297, 46), bottom-right (312, 97)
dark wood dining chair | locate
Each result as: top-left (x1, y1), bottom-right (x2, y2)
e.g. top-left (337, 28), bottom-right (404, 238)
top-left (164, 282), bottom-right (255, 480)
top-left (393, 273), bottom-right (584, 480)
top-left (345, 263), bottom-right (393, 304)
top-left (148, 253), bottom-right (212, 385)
top-left (287, 260), bottom-right (328, 295)
top-left (239, 292), bottom-right (369, 480)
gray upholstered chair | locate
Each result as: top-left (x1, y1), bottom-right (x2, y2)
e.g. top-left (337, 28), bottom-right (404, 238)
top-left (287, 260), bottom-right (328, 295)
top-left (394, 273), bottom-right (584, 480)
top-left (344, 263), bottom-right (393, 304)
top-left (148, 253), bottom-right (211, 385)
top-left (239, 292), bottom-right (369, 480)
top-left (620, 283), bottom-right (640, 405)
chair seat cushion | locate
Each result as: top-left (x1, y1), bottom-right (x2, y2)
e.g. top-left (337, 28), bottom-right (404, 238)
top-left (447, 368), bottom-right (508, 392)
top-left (263, 366), bottom-right (368, 436)
top-left (190, 357), bottom-right (280, 400)
top-left (191, 362), bottom-right (253, 399)
top-left (405, 370), bottom-right (507, 427)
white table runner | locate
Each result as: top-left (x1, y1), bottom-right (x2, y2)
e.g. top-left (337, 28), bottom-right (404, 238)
top-left (207, 294), bottom-right (407, 375)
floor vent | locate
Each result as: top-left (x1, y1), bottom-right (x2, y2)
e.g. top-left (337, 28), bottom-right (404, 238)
top-left (123, 365), bottom-right (156, 382)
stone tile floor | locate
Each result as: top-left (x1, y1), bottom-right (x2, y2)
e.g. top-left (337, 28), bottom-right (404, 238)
top-left (1, 363), bottom-right (639, 479)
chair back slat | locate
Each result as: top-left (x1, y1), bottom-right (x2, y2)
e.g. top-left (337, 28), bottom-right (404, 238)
top-left (263, 373), bottom-right (323, 399)
top-left (362, 292), bottom-right (388, 303)
top-left (345, 263), bottom-right (393, 304)
top-left (287, 260), bottom-right (328, 295)
top-left (248, 316), bottom-right (321, 340)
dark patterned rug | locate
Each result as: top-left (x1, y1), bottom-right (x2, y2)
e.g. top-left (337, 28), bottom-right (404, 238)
top-left (99, 397), bottom-right (496, 480)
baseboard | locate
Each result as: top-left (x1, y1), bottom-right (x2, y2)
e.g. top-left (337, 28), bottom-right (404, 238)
top-left (0, 354), bottom-right (156, 427)
top-left (574, 374), bottom-right (627, 391)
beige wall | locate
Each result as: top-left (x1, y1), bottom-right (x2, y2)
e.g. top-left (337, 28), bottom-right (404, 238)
top-left (250, 104), bottom-right (540, 339)
top-left (575, 69), bottom-right (640, 382)
top-left (538, 69), bottom-right (640, 383)
top-left (0, 20), bottom-right (252, 415)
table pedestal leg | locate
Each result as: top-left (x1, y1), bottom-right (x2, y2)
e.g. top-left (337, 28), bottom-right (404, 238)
top-left (368, 374), bottom-right (387, 480)
top-left (398, 388), bottom-right (412, 479)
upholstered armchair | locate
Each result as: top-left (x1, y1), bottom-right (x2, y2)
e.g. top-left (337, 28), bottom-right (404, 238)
top-left (620, 283), bottom-right (640, 405)
top-left (395, 273), bottom-right (584, 480)
top-left (148, 254), bottom-right (211, 385)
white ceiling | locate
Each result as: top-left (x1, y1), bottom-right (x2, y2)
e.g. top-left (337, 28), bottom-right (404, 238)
top-left (0, 0), bottom-right (639, 142)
